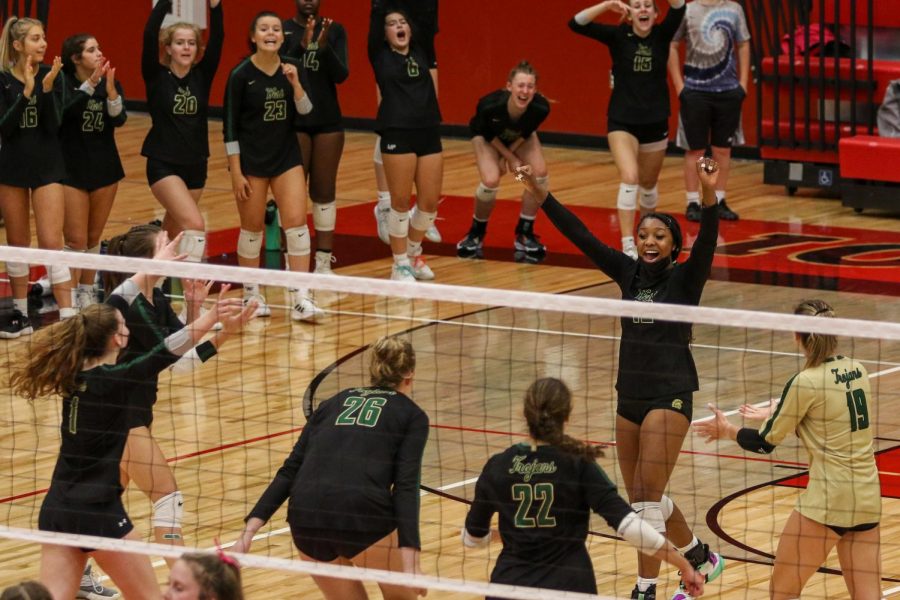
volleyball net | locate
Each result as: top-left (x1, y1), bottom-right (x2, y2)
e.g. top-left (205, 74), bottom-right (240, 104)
top-left (1, 246), bottom-right (899, 599)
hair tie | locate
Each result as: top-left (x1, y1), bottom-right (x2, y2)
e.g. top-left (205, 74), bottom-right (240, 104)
top-left (814, 308), bottom-right (829, 315)
top-left (214, 538), bottom-right (240, 568)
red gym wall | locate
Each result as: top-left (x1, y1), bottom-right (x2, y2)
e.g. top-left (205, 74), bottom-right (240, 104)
top-left (43, 0), bottom-right (758, 146)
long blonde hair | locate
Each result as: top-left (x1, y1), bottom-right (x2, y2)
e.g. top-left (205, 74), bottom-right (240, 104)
top-left (0, 17), bottom-right (42, 73)
top-left (794, 299), bottom-right (838, 369)
top-left (159, 21), bottom-right (204, 66)
top-left (369, 336), bottom-right (415, 389)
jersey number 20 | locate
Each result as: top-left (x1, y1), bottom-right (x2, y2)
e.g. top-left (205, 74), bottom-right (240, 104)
top-left (511, 483), bottom-right (556, 528)
top-left (335, 396), bottom-right (386, 428)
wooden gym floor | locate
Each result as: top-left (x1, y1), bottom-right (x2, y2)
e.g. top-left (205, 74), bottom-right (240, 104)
top-left (1, 115), bottom-right (899, 598)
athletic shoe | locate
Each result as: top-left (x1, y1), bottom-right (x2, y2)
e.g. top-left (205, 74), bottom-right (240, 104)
top-left (410, 255), bottom-right (434, 280)
top-left (77, 563), bottom-right (120, 599)
top-left (0, 310), bottom-right (33, 339)
top-left (314, 252), bottom-right (336, 275)
top-left (390, 264), bottom-right (416, 282)
top-left (243, 293), bottom-right (271, 318)
top-left (671, 545), bottom-right (725, 600)
top-left (424, 223), bottom-right (442, 243)
top-left (514, 231), bottom-right (546, 255)
top-left (73, 287), bottom-right (96, 311)
top-left (685, 202), bottom-right (702, 222)
top-left (374, 204), bottom-right (390, 245)
top-left (291, 296), bottom-right (323, 322)
top-left (717, 199), bottom-right (739, 221)
top-left (630, 583), bottom-right (656, 600)
top-left (456, 230), bottom-right (484, 259)
top-left (622, 238), bottom-right (638, 260)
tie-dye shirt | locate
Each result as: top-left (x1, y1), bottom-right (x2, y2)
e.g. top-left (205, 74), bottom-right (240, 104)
top-left (673, 0), bottom-right (750, 92)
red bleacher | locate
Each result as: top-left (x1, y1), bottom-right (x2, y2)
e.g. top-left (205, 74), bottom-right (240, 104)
top-left (839, 135), bottom-right (900, 183)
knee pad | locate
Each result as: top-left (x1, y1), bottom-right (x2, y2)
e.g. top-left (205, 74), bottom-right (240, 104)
top-left (6, 262), bottom-right (29, 278)
top-left (237, 229), bottom-right (263, 260)
top-left (373, 137), bottom-right (383, 165)
top-left (475, 183), bottom-right (499, 204)
top-left (639, 185), bottom-right (659, 211)
top-left (152, 491), bottom-right (184, 529)
top-left (632, 501), bottom-right (666, 534)
top-left (179, 229), bottom-right (206, 263)
top-left (660, 494), bottom-right (674, 521)
top-left (312, 201), bottom-right (337, 233)
top-left (48, 263), bottom-right (71, 285)
top-left (388, 208), bottom-right (409, 239)
top-left (410, 206), bottom-right (437, 232)
top-left (284, 225), bottom-right (311, 257)
top-left (617, 183), bottom-right (639, 211)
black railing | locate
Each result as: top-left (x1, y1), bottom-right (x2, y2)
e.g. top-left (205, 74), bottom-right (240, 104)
top-left (1, 0), bottom-right (50, 28)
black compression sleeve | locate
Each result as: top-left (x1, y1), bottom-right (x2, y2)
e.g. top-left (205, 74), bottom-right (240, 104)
top-left (247, 427), bottom-right (311, 522)
top-left (368, 3), bottom-right (384, 66)
top-left (323, 26), bottom-right (349, 83)
top-left (199, 1), bottom-right (224, 84)
top-left (542, 193), bottom-right (628, 278)
top-left (736, 427), bottom-right (776, 454)
top-left (143, 0), bottom-right (170, 83)
top-left (393, 410), bottom-right (430, 549)
top-left (464, 473), bottom-right (494, 539)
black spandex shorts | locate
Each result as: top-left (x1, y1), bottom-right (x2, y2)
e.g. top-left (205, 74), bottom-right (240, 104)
top-left (679, 87), bottom-right (746, 149)
top-left (291, 526), bottom-right (392, 562)
top-left (39, 494), bottom-right (133, 551)
top-left (146, 157), bottom-right (208, 190)
top-left (617, 392), bottom-right (693, 425)
top-left (607, 118), bottom-right (669, 146)
top-left (296, 123), bottom-right (344, 136)
top-left (380, 127), bottom-right (442, 157)
top-left (827, 521), bottom-right (879, 537)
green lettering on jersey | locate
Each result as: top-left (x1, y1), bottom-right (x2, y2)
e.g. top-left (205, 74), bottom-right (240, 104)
top-left (846, 388), bottom-right (870, 432)
top-left (335, 396), bottom-right (386, 428)
top-left (406, 56), bottom-right (420, 78)
top-left (511, 482), bottom-right (557, 528)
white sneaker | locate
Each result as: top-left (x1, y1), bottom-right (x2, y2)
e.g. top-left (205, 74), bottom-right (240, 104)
top-left (243, 293), bottom-right (271, 318)
top-left (78, 562), bottom-right (120, 599)
top-left (374, 204), bottom-right (390, 245)
top-left (424, 223), bottom-right (442, 243)
top-left (390, 264), bottom-right (416, 282)
top-left (410, 255), bottom-right (434, 280)
top-left (622, 238), bottom-right (638, 260)
top-left (291, 296), bottom-right (323, 322)
top-left (314, 251), bottom-right (336, 275)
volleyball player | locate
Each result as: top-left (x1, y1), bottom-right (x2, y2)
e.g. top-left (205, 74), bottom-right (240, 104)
top-left (9, 233), bottom-right (254, 600)
top-left (372, 0), bottom-right (442, 250)
top-left (569, 0), bottom-right (685, 259)
top-left (0, 582), bottom-right (51, 600)
top-left (60, 33), bottom-right (126, 312)
top-left (224, 11), bottom-right (320, 321)
top-left (369, 1), bottom-right (443, 282)
top-left (141, 0), bottom-right (223, 265)
top-left (234, 336), bottom-right (429, 600)
top-left (464, 378), bottom-right (704, 598)
top-left (0, 16), bottom-right (74, 338)
top-left (281, 0), bottom-right (348, 275)
top-left (516, 159), bottom-right (723, 600)
top-left (102, 224), bottom-right (220, 565)
top-left (164, 553), bottom-right (244, 600)
top-left (695, 299), bottom-right (881, 600)
top-left (458, 60), bottom-right (551, 262)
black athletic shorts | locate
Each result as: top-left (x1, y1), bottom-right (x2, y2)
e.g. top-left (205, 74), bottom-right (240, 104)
top-left (380, 127), bottom-right (442, 157)
top-left (240, 142), bottom-right (303, 179)
top-left (827, 521), bottom-right (879, 537)
top-left (146, 157), bottom-right (208, 190)
top-left (296, 123), bottom-right (344, 136)
top-left (679, 87), bottom-right (746, 150)
top-left (607, 118), bottom-right (669, 146)
top-left (617, 392), bottom-right (693, 425)
top-left (39, 493), bottom-right (133, 551)
top-left (291, 526), bottom-right (392, 562)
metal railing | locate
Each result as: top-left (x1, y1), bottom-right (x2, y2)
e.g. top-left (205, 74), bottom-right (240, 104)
top-left (1, 0), bottom-right (50, 28)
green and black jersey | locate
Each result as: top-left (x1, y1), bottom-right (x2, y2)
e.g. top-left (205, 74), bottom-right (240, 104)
top-left (248, 386), bottom-right (429, 549)
top-left (469, 89), bottom-right (550, 145)
top-left (281, 18), bottom-right (348, 129)
top-left (465, 443), bottom-right (632, 595)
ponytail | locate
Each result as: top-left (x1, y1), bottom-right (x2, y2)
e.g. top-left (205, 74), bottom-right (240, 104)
top-left (102, 224), bottom-right (161, 296)
top-left (523, 378), bottom-right (604, 461)
top-left (794, 299), bottom-right (838, 369)
top-left (0, 17), bottom-right (42, 73)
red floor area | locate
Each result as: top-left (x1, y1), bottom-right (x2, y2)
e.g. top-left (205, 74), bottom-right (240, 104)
top-left (778, 445), bottom-right (900, 499)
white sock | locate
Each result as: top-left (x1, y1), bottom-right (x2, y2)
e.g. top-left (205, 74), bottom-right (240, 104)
top-left (637, 577), bottom-right (657, 592)
top-left (244, 283), bottom-right (259, 297)
top-left (677, 536), bottom-right (700, 554)
top-left (393, 254), bottom-right (410, 267)
top-left (13, 298), bottom-right (27, 314)
top-left (377, 191), bottom-right (391, 209)
top-left (686, 191), bottom-right (700, 206)
top-left (407, 239), bottom-right (422, 258)
top-left (716, 190), bottom-right (726, 203)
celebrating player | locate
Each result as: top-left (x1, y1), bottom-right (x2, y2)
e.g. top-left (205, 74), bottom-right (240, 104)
top-left (234, 336), bottom-right (429, 600)
top-left (281, 0), bottom-right (349, 275)
top-left (60, 33), bottom-right (126, 312)
top-left (457, 60), bottom-right (551, 263)
top-left (569, 0), bottom-right (685, 259)
top-left (516, 158), bottom-right (723, 600)
top-left (463, 377), bottom-right (705, 598)
top-left (141, 0), bottom-right (223, 265)
top-left (224, 11), bottom-right (320, 320)
top-left (695, 299), bottom-right (881, 600)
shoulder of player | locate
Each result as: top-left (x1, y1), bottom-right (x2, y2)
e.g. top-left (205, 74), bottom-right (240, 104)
top-left (531, 93), bottom-right (551, 113)
top-left (228, 57), bottom-right (256, 78)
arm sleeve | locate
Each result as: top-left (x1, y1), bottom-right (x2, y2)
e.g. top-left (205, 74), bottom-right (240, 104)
top-left (198, 1), bottom-right (224, 84)
top-left (393, 409), bottom-right (430, 549)
top-left (681, 203), bottom-right (719, 299)
top-left (736, 427), bottom-right (777, 454)
top-left (582, 461), bottom-right (634, 530)
top-left (542, 193), bottom-right (630, 279)
top-left (568, 18), bottom-right (617, 45)
top-left (107, 81), bottom-right (128, 126)
top-left (142, 0), bottom-right (170, 83)
top-left (658, 2), bottom-right (686, 41)
top-left (168, 341), bottom-right (217, 374)
top-left (246, 427), bottom-right (312, 523)
top-left (368, 3), bottom-right (384, 67)
top-left (222, 67), bottom-right (242, 154)
top-left (321, 25), bottom-right (349, 84)
top-left (463, 466), bottom-right (495, 539)
top-left (107, 340), bottom-right (180, 383)
top-left (757, 373), bottom-right (813, 448)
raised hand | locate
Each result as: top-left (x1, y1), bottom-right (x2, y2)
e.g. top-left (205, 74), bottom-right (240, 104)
top-left (42, 56), bottom-right (63, 93)
top-left (301, 15), bottom-right (316, 49)
top-left (88, 59), bottom-right (106, 88)
top-left (317, 18), bottom-right (333, 48)
top-left (738, 399), bottom-right (776, 421)
top-left (282, 62), bottom-right (300, 86)
top-left (153, 231), bottom-right (186, 262)
top-left (22, 55), bottom-right (35, 97)
top-left (220, 294), bottom-right (257, 335)
top-left (182, 279), bottom-right (214, 306)
top-left (693, 403), bottom-right (738, 443)
top-left (106, 65), bottom-right (118, 98)
top-left (606, 0), bottom-right (632, 17)
top-left (696, 156), bottom-right (720, 205)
